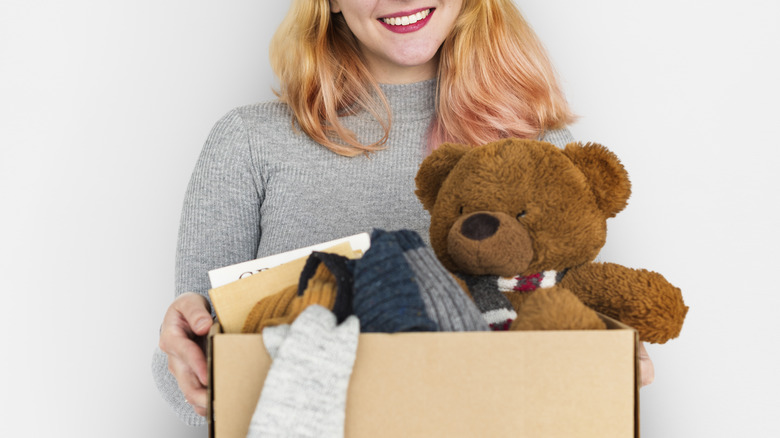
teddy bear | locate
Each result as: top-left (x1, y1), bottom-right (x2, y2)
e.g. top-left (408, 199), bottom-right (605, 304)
top-left (415, 138), bottom-right (687, 344)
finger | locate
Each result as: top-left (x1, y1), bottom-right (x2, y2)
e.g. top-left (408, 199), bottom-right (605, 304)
top-left (192, 403), bottom-right (207, 417)
top-left (175, 292), bottom-right (213, 336)
top-left (159, 293), bottom-right (210, 347)
top-left (162, 334), bottom-right (209, 386)
top-left (168, 355), bottom-right (209, 415)
top-left (159, 308), bottom-right (209, 387)
top-left (638, 342), bottom-right (655, 387)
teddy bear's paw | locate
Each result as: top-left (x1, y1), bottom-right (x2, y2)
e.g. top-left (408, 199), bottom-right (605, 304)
top-left (510, 286), bottom-right (607, 331)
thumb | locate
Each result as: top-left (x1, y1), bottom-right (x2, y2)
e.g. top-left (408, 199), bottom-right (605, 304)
top-left (176, 292), bottom-right (213, 336)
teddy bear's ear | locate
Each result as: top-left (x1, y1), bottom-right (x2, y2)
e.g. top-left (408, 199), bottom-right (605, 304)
top-left (562, 142), bottom-right (632, 218)
top-left (415, 142), bottom-right (471, 211)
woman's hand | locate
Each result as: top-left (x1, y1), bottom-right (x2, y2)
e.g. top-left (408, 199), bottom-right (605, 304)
top-left (639, 342), bottom-right (655, 387)
top-left (159, 292), bottom-right (213, 416)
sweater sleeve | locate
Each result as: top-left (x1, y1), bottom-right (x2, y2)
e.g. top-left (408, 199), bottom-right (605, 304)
top-left (152, 108), bottom-right (264, 427)
top-left (539, 127), bottom-right (576, 148)
top-left (175, 108), bottom-right (264, 298)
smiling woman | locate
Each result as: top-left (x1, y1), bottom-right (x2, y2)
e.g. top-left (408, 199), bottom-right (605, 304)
top-left (153, 0), bottom-right (588, 428)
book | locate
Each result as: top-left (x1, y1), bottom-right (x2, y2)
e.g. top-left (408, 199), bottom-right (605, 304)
top-left (208, 233), bottom-right (370, 288)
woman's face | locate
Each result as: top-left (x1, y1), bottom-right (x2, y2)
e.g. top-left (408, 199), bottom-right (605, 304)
top-left (330, 0), bottom-right (463, 84)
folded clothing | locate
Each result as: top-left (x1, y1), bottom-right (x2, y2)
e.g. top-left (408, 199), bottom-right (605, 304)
top-left (242, 229), bottom-right (489, 334)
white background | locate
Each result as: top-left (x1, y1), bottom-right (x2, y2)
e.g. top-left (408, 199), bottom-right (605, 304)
top-left (1, 1), bottom-right (778, 436)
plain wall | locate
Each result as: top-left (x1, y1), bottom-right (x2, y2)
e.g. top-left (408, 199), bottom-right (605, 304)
top-left (2, 1), bottom-right (777, 436)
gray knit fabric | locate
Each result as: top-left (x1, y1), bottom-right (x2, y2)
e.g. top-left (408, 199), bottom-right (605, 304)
top-left (247, 306), bottom-right (359, 438)
top-left (151, 79), bottom-right (575, 426)
top-left (394, 231), bottom-right (489, 332)
top-left (539, 127), bottom-right (576, 150)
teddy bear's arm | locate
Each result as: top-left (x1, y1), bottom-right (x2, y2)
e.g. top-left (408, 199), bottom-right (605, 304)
top-left (559, 262), bottom-right (688, 344)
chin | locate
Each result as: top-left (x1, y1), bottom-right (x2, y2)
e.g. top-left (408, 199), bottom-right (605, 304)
top-left (391, 46), bottom-right (440, 68)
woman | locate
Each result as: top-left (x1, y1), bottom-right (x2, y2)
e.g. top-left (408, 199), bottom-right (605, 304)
top-left (154, 0), bottom-right (650, 426)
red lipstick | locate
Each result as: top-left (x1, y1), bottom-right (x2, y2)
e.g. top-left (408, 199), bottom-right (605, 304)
top-left (378, 8), bottom-right (435, 34)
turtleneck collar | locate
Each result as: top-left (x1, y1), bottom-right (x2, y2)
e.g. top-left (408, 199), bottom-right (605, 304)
top-left (377, 79), bottom-right (437, 122)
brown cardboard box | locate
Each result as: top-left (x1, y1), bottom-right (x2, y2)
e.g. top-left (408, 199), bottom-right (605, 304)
top-left (207, 315), bottom-right (639, 438)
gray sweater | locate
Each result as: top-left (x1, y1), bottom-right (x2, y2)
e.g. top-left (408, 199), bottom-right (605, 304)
top-left (152, 79), bottom-right (574, 426)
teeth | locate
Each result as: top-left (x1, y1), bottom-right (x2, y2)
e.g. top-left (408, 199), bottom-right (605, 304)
top-left (382, 9), bottom-right (430, 26)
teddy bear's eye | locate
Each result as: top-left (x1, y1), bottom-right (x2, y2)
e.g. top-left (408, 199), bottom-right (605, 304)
top-left (459, 206), bottom-right (464, 215)
top-left (516, 210), bottom-right (527, 220)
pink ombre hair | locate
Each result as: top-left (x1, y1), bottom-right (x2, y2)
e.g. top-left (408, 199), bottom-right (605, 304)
top-left (270, 0), bottom-right (574, 157)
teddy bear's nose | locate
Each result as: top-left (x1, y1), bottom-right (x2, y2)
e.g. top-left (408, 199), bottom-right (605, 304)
top-left (461, 213), bottom-right (500, 241)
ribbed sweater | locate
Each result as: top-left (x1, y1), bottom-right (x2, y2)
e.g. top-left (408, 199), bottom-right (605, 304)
top-left (152, 79), bottom-right (575, 426)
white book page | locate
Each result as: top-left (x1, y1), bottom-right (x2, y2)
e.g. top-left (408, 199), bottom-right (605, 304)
top-left (208, 232), bottom-right (371, 288)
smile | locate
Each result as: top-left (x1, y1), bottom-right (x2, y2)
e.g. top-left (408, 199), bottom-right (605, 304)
top-left (381, 9), bottom-right (431, 26)
top-left (378, 8), bottom-right (434, 34)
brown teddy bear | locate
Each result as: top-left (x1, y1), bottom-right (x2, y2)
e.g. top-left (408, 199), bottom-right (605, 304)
top-left (415, 138), bottom-right (687, 343)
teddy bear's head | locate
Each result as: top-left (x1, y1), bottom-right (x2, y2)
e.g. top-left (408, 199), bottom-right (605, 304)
top-left (415, 139), bottom-right (631, 278)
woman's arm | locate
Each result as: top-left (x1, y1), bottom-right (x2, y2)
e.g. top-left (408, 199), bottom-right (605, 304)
top-left (175, 108), bottom-right (264, 299)
top-left (153, 108), bottom-right (264, 425)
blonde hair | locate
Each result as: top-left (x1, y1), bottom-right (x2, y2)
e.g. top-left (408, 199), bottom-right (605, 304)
top-left (270, 0), bottom-right (574, 156)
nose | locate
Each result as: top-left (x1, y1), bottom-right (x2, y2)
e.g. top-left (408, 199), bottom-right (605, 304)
top-left (460, 213), bottom-right (499, 241)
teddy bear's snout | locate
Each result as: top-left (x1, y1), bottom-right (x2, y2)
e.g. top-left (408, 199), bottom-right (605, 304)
top-left (447, 211), bottom-right (534, 277)
top-left (461, 213), bottom-right (500, 241)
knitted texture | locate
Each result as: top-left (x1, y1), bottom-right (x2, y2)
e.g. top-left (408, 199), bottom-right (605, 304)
top-left (460, 274), bottom-right (518, 331)
top-left (393, 230), bottom-right (489, 332)
top-left (154, 78), bottom-right (576, 425)
top-left (300, 252), bottom-right (355, 323)
top-left (242, 252), bottom-right (354, 333)
top-left (242, 261), bottom-right (338, 333)
top-left (497, 270), bottom-right (567, 293)
top-left (243, 230), bottom-right (487, 333)
top-left (247, 305), bottom-right (359, 438)
top-left (352, 230), bottom-right (438, 333)
top-left (463, 270), bottom-right (569, 330)
top-left (150, 347), bottom-right (205, 426)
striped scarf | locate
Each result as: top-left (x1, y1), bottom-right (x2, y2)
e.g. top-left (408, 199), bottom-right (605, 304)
top-left (461, 270), bottom-right (567, 331)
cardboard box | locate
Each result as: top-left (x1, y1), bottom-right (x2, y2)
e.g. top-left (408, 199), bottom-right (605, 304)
top-left (207, 315), bottom-right (639, 438)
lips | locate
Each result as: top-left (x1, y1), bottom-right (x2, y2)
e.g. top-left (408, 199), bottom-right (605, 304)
top-left (378, 8), bottom-right (434, 34)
